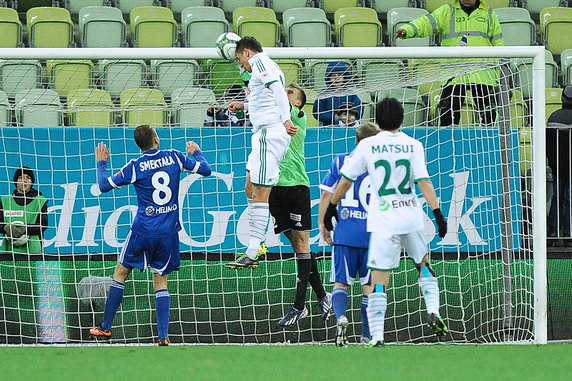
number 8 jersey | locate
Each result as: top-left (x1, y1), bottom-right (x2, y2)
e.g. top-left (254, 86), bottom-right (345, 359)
top-left (340, 131), bottom-right (430, 235)
top-left (97, 148), bottom-right (211, 238)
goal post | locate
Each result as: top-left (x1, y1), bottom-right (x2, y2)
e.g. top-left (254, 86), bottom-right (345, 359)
top-left (0, 46), bottom-right (547, 345)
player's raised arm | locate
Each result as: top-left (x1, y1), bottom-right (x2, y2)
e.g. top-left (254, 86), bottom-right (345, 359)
top-left (96, 142), bottom-right (134, 193)
top-left (179, 142), bottom-right (211, 176)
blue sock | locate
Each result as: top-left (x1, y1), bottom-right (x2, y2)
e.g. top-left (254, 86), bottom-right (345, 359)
top-left (361, 295), bottom-right (370, 339)
top-left (332, 288), bottom-right (348, 319)
top-left (101, 280), bottom-right (125, 331)
top-left (155, 289), bottom-right (170, 340)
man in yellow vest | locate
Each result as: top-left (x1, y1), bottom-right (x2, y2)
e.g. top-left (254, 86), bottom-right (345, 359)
top-left (1, 167), bottom-right (48, 254)
top-left (396, 0), bottom-right (504, 127)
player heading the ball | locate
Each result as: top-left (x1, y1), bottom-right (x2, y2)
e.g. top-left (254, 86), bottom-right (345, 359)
top-left (89, 125), bottom-right (211, 346)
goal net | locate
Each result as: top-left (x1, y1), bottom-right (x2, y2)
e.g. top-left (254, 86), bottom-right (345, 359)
top-left (0, 46), bottom-right (546, 345)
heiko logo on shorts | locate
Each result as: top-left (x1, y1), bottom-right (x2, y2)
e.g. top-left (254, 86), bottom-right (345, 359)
top-left (145, 206), bottom-right (155, 216)
top-left (340, 208), bottom-right (350, 220)
top-left (379, 199), bottom-right (390, 212)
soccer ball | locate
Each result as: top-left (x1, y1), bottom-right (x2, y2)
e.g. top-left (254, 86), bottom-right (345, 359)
top-left (216, 32), bottom-right (241, 61)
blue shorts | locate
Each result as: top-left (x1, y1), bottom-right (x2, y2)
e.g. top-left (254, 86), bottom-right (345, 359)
top-left (119, 230), bottom-right (180, 276)
top-left (329, 244), bottom-right (371, 286)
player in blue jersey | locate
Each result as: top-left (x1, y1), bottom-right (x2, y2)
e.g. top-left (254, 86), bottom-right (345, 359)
top-left (89, 124), bottom-right (211, 346)
top-left (319, 122), bottom-right (380, 347)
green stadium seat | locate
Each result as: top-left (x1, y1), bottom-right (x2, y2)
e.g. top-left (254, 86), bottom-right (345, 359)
top-left (375, 87), bottom-right (426, 127)
top-left (268, 0), bottom-right (313, 16)
top-left (304, 59), bottom-right (353, 92)
top-left (509, 89), bottom-right (528, 128)
top-left (99, 60), bottom-right (147, 97)
top-left (357, 59), bottom-right (405, 90)
top-left (561, 48), bottom-right (572, 85)
top-left (320, 0), bottom-right (361, 14)
top-left (0, 8), bottom-right (22, 48)
top-left (16, 0), bottom-right (54, 13)
top-left (79, 6), bottom-right (126, 48)
top-left (387, 8), bottom-right (433, 47)
top-left (15, 89), bottom-right (62, 127)
top-left (233, 7), bottom-right (280, 47)
top-left (130, 6), bottom-right (178, 48)
top-left (512, 50), bottom-right (558, 98)
top-left (150, 59), bottom-right (199, 98)
top-left (203, 59), bottom-right (243, 96)
top-left (120, 88), bottom-right (167, 128)
top-left (47, 60), bottom-right (94, 98)
top-left (275, 59), bottom-right (303, 86)
top-left (0, 90), bottom-right (10, 127)
top-left (67, 89), bottom-right (115, 127)
top-left (546, 87), bottom-right (563, 124)
top-left (519, 127), bottom-right (532, 175)
top-left (356, 90), bottom-right (373, 122)
top-left (181, 6), bottom-right (228, 48)
top-left (283, 8), bottom-right (331, 47)
top-left (301, 88), bottom-right (319, 127)
top-left (217, 0), bottom-right (262, 14)
top-left (523, 0), bottom-right (565, 15)
top-left (495, 7), bottom-right (536, 46)
top-left (334, 7), bottom-right (382, 47)
top-left (406, 59), bottom-right (443, 103)
top-left (367, 0), bottom-right (415, 14)
top-left (540, 7), bottom-right (572, 55)
top-left (167, 0), bottom-right (213, 17)
top-left (422, 0), bottom-right (449, 13)
top-left (0, 60), bottom-right (42, 98)
top-left (26, 7), bottom-right (74, 48)
top-left (66, 0), bottom-right (108, 15)
top-left (170, 87), bottom-right (216, 127)
top-left (115, 0), bottom-right (157, 14)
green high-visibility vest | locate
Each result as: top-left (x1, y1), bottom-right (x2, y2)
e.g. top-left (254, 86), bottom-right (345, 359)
top-left (1, 194), bottom-right (47, 254)
top-left (401, 0), bottom-right (504, 86)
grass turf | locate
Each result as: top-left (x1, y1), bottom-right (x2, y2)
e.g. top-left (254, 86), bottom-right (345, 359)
top-left (2, 344), bottom-right (572, 380)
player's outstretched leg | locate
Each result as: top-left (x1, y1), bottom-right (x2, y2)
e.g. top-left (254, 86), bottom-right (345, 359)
top-left (418, 264), bottom-right (448, 337)
top-left (366, 284), bottom-right (387, 348)
top-left (428, 313), bottom-right (448, 336)
top-left (335, 315), bottom-right (349, 347)
top-left (318, 291), bottom-right (333, 320)
top-left (226, 242), bottom-right (267, 269)
top-left (278, 306), bottom-right (308, 327)
top-left (90, 279), bottom-right (125, 340)
top-left (89, 325), bottom-right (112, 340)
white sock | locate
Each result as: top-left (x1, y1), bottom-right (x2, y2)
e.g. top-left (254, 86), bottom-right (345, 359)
top-left (246, 202), bottom-right (269, 259)
top-left (419, 277), bottom-right (440, 316)
top-left (366, 292), bottom-right (387, 343)
top-left (246, 197), bottom-right (253, 218)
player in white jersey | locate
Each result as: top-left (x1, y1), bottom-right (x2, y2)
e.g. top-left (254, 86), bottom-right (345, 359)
top-left (225, 36), bottom-right (298, 269)
top-left (322, 98), bottom-right (448, 347)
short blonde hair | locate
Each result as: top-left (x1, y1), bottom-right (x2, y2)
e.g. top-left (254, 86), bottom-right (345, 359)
top-left (356, 122), bottom-right (381, 142)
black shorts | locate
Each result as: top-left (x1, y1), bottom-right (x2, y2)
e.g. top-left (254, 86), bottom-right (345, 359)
top-left (269, 185), bottom-right (312, 234)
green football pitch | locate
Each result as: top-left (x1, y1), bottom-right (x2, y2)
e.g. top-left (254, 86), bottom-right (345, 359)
top-left (2, 344), bottom-right (571, 380)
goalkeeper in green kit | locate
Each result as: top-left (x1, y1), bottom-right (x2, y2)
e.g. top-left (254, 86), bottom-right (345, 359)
top-left (1, 166), bottom-right (48, 254)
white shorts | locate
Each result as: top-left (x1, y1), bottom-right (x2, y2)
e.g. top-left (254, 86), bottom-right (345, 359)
top-left (367, 229), bottom-right (428, 271)
top-left (246, 124), bottom-right (291, 187)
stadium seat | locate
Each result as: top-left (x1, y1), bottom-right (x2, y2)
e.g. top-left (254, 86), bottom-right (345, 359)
top-left (181, 6), bottom-right (228, 48)
top-left (320, 0), bottom-right (362, 13)
top-left (356, 90), bottom-right (373, 122)
top-left (130, 6), bottom-right (178, 48)
top-left (67, 89), bottom-right (114, 127)
top-left (375, 88), bottom-right (426, 127)
top-left (203, 59), bottom-right (243, 96)
top-left (26, 7), bottom-right (74, 48)
top-left (540, 7), bottom-right (572, 55)
top-left (47, 60), bottom-right (94, 97)
top-left (357, 59), bottom-right (405, 90)
top-left (170, 87), bottom-right (216, 127)
top-left (0, 8), bottom-right (22, 48)
top-left (268, 0), bottom-right (313, 16)
top-left (523, 0), bottom-right (566, 15)
top-left (508, 89), bottom-right (528, 128)
top-left (150, 60), bottom-right (199, 98)
top-left (98, 60), bottom-right (147, 98)
top-left (233, 7), bottom-right (280, 47)
top-left (0, 90), bottom-right (10, 127)
top-left (0, 60), bottom-right (42, 98)
top-left (334, 7), bottom-right (382, 47)
top-left (15, 89), bottom-right (62, 127)
top-left (301, 88), bottom-right (319, 127)
top-left (546, 87), bottom-right (563, 124)
top-left (275, 59), bottom-right (303, 86)
top-left (422, 0), bottom-right (450, 13)
top-left (66, 0), bottom-right (108, 15)
top-left (367, 0), bottom-right (414, 15)
top-left (495, 7), bottom-right (536, 46)
top-left (79, 6), bottom-right (126, 48)
top-left (120, 88), bottom-right (167, 128)
top-left (406, 59), bottom-right (443, 102)
top-left (304, 59), bottom-right (353, 92)
top-left (167, 0), bottom-right (213, 18)
top-left (115, 0), bottom-right (157, 14)
top-left (283, 8), bottom-right (331, 47)
top-left (519, 127), bottom-right (532, 175)
top-left (16, 0), bottom-right (54, 13)
top-left (561, 48), bottom-right (572, 85)
top-left (216, 0), bottom-right (262, 14)
top-left (512, 50), bottom-right (558, 98)
top-left (387, 8), bottom-right (433, 47)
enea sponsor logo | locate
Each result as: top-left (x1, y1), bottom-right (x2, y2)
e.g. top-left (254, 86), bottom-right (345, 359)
top-left (145, 206), bottom-right (155, 216)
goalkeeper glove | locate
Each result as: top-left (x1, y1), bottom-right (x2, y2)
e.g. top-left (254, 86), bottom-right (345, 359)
top-left (11, 234), bottom-right (29, 247)
top-left (5, 221), bottom-right (26, 238)
top-left (323, 202), bottom-right (339, 232)
top-left (433, 208), bottom-right (447, 238)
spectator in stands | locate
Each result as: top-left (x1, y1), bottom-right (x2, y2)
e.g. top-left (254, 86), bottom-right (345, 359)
top-left (224, 85), bottom-right (250, 127)
top-left (547, 85), bottom-right (572, 240)
top-left (313, 61), bottom-right (362, 126)
top-left (204, 103), bottom-right (231, 127)
top-left (336, 102), bottom-right (360, 128)
top-left (396, 0), bottom-right (504, 127)
top-left (0, 166), bottom-right (48, 254)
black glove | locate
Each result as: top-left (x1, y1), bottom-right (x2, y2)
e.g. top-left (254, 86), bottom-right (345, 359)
top-left (323, 202), bottom-right (339, 232)
top-left (433, 208), bottom-right (447, 238)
